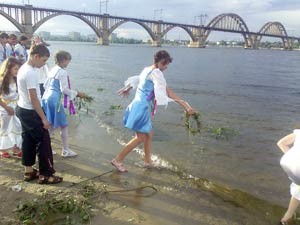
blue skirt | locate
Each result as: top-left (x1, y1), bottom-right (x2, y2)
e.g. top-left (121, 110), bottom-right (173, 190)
top-left (123, 99), bottom-right (152, 133)
top-left (42, 92), bottom-right (68, 128)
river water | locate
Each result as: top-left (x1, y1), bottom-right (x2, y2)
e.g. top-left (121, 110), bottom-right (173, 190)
top-left (47, 41), bottom-right (300, 207)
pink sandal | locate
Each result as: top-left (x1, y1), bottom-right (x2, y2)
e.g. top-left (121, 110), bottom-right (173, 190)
top-left (111, 159), bottom-right (128, 172)
top-left (0, 151), bottom-right (11, 158)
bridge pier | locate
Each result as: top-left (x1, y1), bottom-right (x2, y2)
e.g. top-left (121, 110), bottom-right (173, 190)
top-left (22, 5), bottom-right (34, 38)
top-left (98, 14), bottom-right (110, 45)
top-left (97, 32), bottom-right (109, 45)
top-left (188, 28), bottom-right (206, 48)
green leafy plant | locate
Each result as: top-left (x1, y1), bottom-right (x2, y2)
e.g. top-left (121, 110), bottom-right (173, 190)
top-left (74, 95), bottom-right (94, 114)
top-left (185, 113), bottom-right (202, 135)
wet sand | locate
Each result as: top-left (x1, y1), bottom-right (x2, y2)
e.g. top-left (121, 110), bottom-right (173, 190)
top-left (0, 116), bottom-right (296, 225)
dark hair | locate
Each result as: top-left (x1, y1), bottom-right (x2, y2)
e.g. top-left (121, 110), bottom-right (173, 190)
top-left (8, 34), bottom-right (17, 39)
top-left (54, 50), bottom-right (72, 65)
top-left (0, 32), bottom-right (9, 39)
top-left (19, 35), bottom-right (28, 42)
top-left (0, 57), bottom-right (21, 95)
top-left (154, 50), bottom-right (173, 65)
top-left (29, 44), bottom-right (50, 57)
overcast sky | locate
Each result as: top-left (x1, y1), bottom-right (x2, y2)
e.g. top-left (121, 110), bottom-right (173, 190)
top-left (1, 0), bottom-right (300, 41)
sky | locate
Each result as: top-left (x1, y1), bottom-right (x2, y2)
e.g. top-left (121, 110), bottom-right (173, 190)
top-left (0, 0), bottom-right (300, 41)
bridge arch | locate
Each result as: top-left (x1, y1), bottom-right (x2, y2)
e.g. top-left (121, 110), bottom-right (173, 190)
top-left (109, 20), bottom-right (155, 40)
top-left (161, 25), bottom-right (195, 41)
top-left (32, 13), bottom-right (101, 37)
top-left (0, 11), bottom-right (24, 32)
top-left (256, 22), bottom-right (290, 48)
top-left (205, 13), bottom-right (251, 46)
top-left (258, 22), bottom-right (288, 37)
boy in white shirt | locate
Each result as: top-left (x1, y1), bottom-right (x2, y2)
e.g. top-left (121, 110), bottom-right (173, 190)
top-left (16, 44), bottom-right (63, 184)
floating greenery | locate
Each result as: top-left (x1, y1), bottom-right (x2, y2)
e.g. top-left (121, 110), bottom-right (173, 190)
top-left (109, 105), bottom-right (123, 110)
top-left (185, 112), bottom-right (237, 140)
top-left (97, 87), bottom-right (104, 92)
top-left (207, 126), bottom-right (237, 140)
top-left (75, 95), bottom-right (94, 114)
top-left (104, 105), bottom-right (124, 116)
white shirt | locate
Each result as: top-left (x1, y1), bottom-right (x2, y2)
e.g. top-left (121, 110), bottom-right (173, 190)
top-left (123, 67), bottom-right (173, 106)
top-left (38, 64), bottom-right (49, 84)
top-left (5, 43), bottom-right (14, 57)
top-left (43, 65), bottom-right (77, 100)
top-left (17, 63), bottom-right (41, 110)
top-left (14, 43), bottom-right (27, 63)
top-left (0, 44), bottom-right (6, 64)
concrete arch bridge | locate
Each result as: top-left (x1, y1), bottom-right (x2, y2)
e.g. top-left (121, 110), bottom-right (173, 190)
top-left (0, 3), bottom-right (299, 49)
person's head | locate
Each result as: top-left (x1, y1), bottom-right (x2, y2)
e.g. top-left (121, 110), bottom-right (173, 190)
top-left (8, 34), bottom-right (17, 45)
top-left (54, 50), bottom-right (72, 68)
top-left (29, 44), bottom-right (50, 68)
top-left (0, 32), bottom-right (9, 45)
top-left (0, 57), bottom-right (22, 95)
top-left (19, 35), bottom-right (28, 46)
top-left (153, 50), bottom-right (173, 71)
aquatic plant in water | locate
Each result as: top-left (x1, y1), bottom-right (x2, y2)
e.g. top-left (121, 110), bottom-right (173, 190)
top-left (185, 112), bottom-right (237, 140)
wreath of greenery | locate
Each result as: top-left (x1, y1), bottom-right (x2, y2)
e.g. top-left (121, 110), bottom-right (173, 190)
top-left (185, 112), bottom-right (202, 135)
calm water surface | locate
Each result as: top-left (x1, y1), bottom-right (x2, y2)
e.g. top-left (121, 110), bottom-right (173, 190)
top-left (48, 42), bottom-right (300, 206)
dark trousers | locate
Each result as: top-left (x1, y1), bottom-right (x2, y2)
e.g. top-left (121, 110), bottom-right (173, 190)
top-left (39, 83), bottom-right (45, 97)
top-left (16, 106), bottom-right (55, 176)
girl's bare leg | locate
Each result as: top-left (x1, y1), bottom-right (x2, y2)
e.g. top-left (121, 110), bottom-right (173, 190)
top-left (281, 197), bottom-right (300, 223)
top-left (115, 133), bottom-right (144, 162)
top-left (144, 131), bottom-right (153, 164)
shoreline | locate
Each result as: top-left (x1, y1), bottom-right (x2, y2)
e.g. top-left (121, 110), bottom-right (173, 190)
top-left (0, 115), bottom-right (292, 225)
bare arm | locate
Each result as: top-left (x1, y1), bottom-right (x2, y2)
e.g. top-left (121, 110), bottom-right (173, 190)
top-left (166, 86), bottom-right (196, 115)
top-left (277, 133), bottom-right (295, 153)
top-left (0, 98), bottom-right (14, 115)
top-left (28, 89), bottom-right (50, 129)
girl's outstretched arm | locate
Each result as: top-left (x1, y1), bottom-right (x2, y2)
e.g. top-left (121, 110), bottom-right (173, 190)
top-left (166, 86), bottom-right (196, 115)
top-left (277, 133), bottom-right (295, 153)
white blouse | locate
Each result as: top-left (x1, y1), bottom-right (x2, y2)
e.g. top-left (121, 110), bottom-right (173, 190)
top-left (43, 65), bottom-right (77, 100)
top-left (123, 67), bottom-right (173, 106)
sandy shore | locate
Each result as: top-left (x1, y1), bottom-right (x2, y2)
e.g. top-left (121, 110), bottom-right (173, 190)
top-left (0, 116), bottom-right (294, 225)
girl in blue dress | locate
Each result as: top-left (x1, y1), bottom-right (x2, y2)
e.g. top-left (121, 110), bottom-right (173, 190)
top-left (42, 51), bottom-right (86, 157)
top-left (111, 50), bottom-right (196, 172)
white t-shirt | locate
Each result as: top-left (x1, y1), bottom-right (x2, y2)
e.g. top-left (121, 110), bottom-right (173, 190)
top-left (17, 63), bottom-right (41, 110)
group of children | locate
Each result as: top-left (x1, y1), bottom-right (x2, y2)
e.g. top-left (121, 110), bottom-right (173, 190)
top-left (0, 33), bottom-right (86, 184)
top-left (0, 31), bottom-right (298, 222)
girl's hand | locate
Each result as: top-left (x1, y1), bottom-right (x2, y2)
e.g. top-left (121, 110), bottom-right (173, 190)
top-left (42, 119), bottom-right (51, 130)
top-left (186, 107), bottom-right (197, 115)
top-left (5, 106), bottom-right (14, 115)
top-left (117, 85), bottom-right (132, 98)
top-left (77, 91), bottom-right (86, 98)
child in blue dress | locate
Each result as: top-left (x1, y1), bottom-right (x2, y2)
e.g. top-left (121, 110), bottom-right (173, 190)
top-left (111, 50), bottom-right (196, 172)
top-left (42, 51), bottom-right (86, 157)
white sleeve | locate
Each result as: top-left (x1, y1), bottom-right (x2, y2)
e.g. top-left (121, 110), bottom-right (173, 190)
top-left (124, 76), bottom-right (139, 89)
top-left (57, 70), bottom-right (77, 100)
top-left (149, 70), bottom-right (173, 106)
